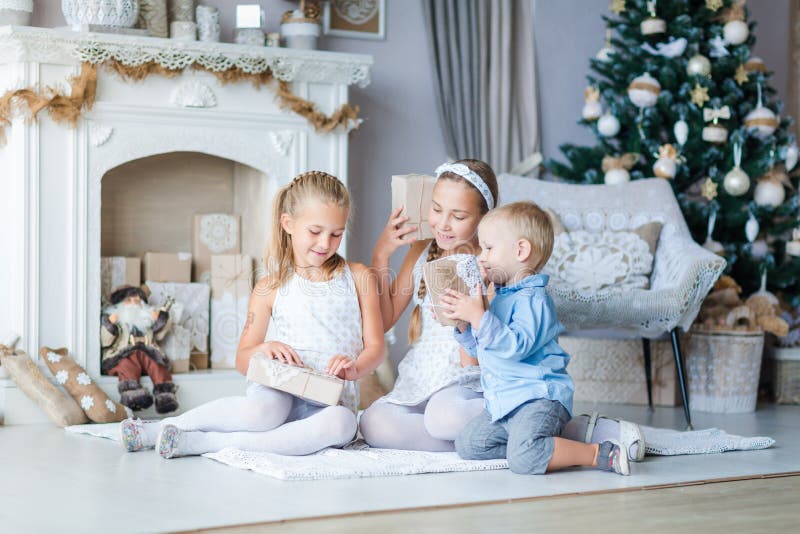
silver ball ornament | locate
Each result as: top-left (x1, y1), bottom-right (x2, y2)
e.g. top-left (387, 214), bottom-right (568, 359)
top-left (686, 54), bottom-right (711, 77)
top-left (723, 166), bottom-right (750, 196)
top-left (598, 113), bottom-right (620, 137)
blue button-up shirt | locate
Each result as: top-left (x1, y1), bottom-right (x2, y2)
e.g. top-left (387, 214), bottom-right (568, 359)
top-left (454, 274), bottom-right (573, 422)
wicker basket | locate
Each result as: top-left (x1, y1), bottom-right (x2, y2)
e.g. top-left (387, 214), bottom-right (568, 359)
top-left (770, 347), bottom-right (800, 404)
top-left (686, 330), bottom-right (764, 413)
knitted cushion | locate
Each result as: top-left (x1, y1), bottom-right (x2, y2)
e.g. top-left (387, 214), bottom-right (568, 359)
top-left (0, 348), bottom-right (88, 427)
top-left (40, 347), bottom-right (128, 423)
top-left (544, 209), bottom-right (662, 293)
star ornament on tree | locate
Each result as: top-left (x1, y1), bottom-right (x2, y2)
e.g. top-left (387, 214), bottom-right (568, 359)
top-left (691, 84), bottom-right (710, 107)
top-left (701, 177), bottom-right (719, 201)
top-left (610, 0), bottom-right (626, 15)
top-left (706, 0), bottom-right (723, 12)
top-left (735, 64), bottom-right (749, 85)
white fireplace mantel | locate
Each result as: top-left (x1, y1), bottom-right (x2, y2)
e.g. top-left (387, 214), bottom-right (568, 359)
top-left (0, 26), bottom-right (372, 424)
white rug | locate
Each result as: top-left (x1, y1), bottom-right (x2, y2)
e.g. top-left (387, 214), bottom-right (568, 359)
top-left (64, 422), bottom-right (775, 481)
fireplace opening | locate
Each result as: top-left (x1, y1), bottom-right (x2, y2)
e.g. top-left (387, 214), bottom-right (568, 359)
top-left (100, 151), bottom-right (276, 373)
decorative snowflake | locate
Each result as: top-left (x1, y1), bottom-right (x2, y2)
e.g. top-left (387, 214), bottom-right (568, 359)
top-left (105, 399), bottom-right (117, 413)
top-left (76, 372), bottom-right (92, 386)
top-left (80, 395), bottom-right (94, 411)
top-left (55, 370), bottom-right (69, 385)
top-left (735, 64), bottom-right (749, 85)
top-left (46, 351), bottom-right (62, 363)
top-left (705, 0), bottom-right (723, 12)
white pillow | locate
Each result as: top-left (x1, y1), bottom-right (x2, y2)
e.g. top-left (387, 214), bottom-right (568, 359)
top-left (542, 216), bottom-right (662, 293)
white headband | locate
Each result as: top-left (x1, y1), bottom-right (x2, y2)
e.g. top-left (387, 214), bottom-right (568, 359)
top-left (434, 163), bottom-right (495, 210)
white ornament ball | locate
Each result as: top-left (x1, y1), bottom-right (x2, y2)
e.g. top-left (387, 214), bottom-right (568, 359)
top-left (723, 20), bottom-right (749, 45)
top-left (596, 46), bottom-right (614, 62)
top-left (604, 168), bottom-right (631, 185)
top-left (686, 54), bottom-right (711, 77)
top-left (702, 124), bottom-right (728, 144)
top-left (582, 101), bottom-right (603, 121)
top-left (723, 166), bottom-right (751, 196)
top-left (745, 215), bottom-right (760, 243)
top-left (674, 120), bottom-right (689, 146)
top-left (627, 73), bottom-right (661, 109)
top-left (751, 239), bottom-right (769, 259)
top-left (786, 143), bottom-right (799, 171)
top-left (786, 240), bottom-right (800, 257)
top-left (598, 113), bottom-right (621, 137)
top-left (744, 106), bottom-right (779, 139)
top-left (653, 157), bottom-right (677, 179)
top-left (754, 179), bottom-right (786, 207)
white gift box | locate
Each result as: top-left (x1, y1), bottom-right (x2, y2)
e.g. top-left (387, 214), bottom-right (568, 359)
top-left (210, 254), bottom-right (253, 369)
top-left (145, 281), bottom-right (210, 354)
top-left (246, 354), bottom-right (344, 406)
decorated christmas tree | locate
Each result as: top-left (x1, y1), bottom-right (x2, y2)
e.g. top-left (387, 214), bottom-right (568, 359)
top-left (548, 0), bottom-right (800, 303)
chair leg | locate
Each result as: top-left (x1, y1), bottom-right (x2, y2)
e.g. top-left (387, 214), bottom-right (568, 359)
top-left (642, 338), bottom-right (653, 411)
top-left (670, 328), bottom-right (693, 430)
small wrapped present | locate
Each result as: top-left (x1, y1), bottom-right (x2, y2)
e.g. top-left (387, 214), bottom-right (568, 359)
top-left (210, 254), bottom-right (253, 369)
top-left (143, 252), bottom-right (192, 283)
top-left (246, 354), bottom-right (344, 406)
top-left (391, 174), bottom-right (435, 240)
top-left (160, 301), bottom-right (192, 373)
top-left (101, 257), bottom-right (141, 303)
top-left (145, 282), bottom-right (210, 359)
top-left (423, 254), bottom-right (484, 327)
top-left (193, 214), bottom-right (241, 283)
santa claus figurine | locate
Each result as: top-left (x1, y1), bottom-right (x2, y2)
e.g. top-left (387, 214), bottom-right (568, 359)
top-left (101, 285), bottom-right (179, 414)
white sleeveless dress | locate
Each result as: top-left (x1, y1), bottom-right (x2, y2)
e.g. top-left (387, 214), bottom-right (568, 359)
top-left (261, 264), bottom-right (363, 414)
top-left (376, 243), bottom-right (482, 406)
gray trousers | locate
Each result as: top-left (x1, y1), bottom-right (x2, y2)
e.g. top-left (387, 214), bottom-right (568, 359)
top-left (455, 399), bottom-right (570, 475)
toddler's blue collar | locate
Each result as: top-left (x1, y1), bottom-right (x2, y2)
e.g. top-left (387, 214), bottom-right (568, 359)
top-left (495, 273), bottom-right (549, 295)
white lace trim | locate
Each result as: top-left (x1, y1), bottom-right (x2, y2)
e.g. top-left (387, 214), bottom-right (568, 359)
top-left (435, 163), bottom-right (495, 209)
top-left (0, 27), bottom-right (372, 87)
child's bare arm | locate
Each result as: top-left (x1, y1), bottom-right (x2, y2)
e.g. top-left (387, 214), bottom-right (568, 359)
top-left (328, 262), bottom-right (386, 380)
top-left (234, 277), bottom-right (301, 375)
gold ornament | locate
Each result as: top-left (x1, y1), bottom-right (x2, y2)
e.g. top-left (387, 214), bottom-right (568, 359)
top-left (610, 0), bottom-right (626, 15)
top-left (690, 84), bottom-right (710, 106)
top-left (735, 64), bottom-right (749, 85)
top-left (701, 177), bottom-right (718, 200)
top-left (706, 0), bottom-right (723, 11)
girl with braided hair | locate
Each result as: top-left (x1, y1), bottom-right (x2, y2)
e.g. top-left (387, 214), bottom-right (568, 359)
top-left (361, 159), bottom-right (498, 451)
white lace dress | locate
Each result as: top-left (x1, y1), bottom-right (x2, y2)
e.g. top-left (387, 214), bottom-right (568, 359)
top-left (376, 244), bottom-right (482, 406)
top-left (262, 265), bottom-right (363, 413)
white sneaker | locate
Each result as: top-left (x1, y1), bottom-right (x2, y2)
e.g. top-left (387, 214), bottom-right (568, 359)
top-left (583, 412), bottom-right (646, 462)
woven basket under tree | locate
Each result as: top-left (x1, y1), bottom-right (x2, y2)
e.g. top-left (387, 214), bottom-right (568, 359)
top-left (689, 276), bottom-right (789, 413)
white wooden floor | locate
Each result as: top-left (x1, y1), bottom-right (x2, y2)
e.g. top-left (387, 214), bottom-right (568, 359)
top-left (1, 403), bottom-right (797, 533)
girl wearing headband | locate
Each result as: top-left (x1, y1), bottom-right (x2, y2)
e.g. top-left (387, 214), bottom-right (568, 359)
top-left (362, 158), bottom-right (498, 451)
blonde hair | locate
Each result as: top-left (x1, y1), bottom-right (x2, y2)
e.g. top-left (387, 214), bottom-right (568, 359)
top-left (481, 201), bottom-right (554, 273)
top-left (408, 158), bottom-right (499, 343)
top-left (264, 171), bottom-right (350, 290)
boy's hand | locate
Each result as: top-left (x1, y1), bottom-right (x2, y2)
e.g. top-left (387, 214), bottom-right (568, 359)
top-left (440, 284), bottom-right (485, 330)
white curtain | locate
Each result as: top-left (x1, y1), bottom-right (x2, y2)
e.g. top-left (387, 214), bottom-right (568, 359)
top-left (423, 0), bottom-right (539, 173)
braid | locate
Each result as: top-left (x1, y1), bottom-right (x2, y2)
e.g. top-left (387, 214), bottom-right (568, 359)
top-left (408, 240), bottom-right (444, 343)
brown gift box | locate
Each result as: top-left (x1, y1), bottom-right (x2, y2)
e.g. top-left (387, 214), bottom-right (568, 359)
top-left (246, 354), bottom-right (344, 406)
top-left (143, 252), bottom-right (191, 283)
top-left (391, 174), bottom-right (435, 240)
top-left (190, 352), bottom-right (209, 370)
top-left (193, 214), bottom-right (241, 283)
top-left (422, 255), bottom-right (484, 327)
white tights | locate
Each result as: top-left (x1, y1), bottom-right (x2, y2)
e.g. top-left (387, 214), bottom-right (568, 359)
top-left (360, 385), bottom-right (485, 452)
top-left (137, 383), bottom-right (357, 456)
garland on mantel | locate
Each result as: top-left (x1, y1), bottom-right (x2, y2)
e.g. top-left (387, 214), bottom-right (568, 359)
top-left (0, 63), bottom-right (97, 144)
top-left (0, 59), bottom-right (360, 144)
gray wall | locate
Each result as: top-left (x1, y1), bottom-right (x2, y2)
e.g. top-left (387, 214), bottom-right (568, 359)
top-left (29, 0), bottom-right (792, 365)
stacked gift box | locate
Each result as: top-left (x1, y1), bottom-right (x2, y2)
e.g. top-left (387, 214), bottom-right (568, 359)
top-left (101, 213), bottom-right (253, 373)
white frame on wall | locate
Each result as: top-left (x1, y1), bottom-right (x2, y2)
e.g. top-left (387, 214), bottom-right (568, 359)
top-left (323, 0), bottom-right (386, 40)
